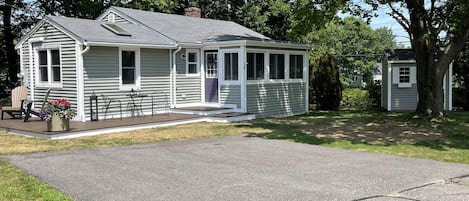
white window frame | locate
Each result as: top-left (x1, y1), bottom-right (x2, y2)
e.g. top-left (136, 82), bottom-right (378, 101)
top-left (246, 48), bottom-right (307, 84)
top-left (269, 53), bottom-right (286, 80)
top-left (288, 53), bottom-right (305, 81)
top-left (119, 47), bottom-right (141, 91)
top-left (35, 46), bottom-right (62, 88)
top-left (246, 51), bottom-right (265, 81)
top-left (392, 66), bottom-right (416, 88)
top-left (185, 49), bottom-right (200, 76)
top-left (220, 49), bottom-right (241, 85)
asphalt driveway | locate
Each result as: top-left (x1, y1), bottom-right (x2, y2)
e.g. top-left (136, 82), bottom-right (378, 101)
top-left (3, 136), bottom-right (469, 201)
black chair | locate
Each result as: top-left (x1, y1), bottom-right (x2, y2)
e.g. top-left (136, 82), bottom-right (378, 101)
top-left (101, 94), bottom-right (122, 120)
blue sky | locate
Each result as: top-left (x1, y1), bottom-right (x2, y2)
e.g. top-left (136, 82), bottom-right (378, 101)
top-left (368, 7), bottom-right (410, 47)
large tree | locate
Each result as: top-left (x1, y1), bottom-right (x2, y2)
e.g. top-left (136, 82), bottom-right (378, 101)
top-left (304, 17), bottom-right (395, 86)
top-left (292, 0), bottom-right (469, 117)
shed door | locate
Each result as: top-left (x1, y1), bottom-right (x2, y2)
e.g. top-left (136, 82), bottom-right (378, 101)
top-left (205, 52), bottom-right (218, 102)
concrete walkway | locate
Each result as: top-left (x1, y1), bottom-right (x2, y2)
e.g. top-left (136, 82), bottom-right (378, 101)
top-left (3, 136), bottom-right (469, 201)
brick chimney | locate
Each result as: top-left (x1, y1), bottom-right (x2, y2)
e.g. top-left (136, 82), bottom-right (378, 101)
top-left (184, 7), bottom-right (201, 18)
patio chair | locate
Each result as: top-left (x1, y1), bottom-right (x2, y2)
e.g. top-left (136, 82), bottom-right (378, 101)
top-left (23, 88), bottom-right (52, 122)
top-left (101, 94), bottom-right (122, 120)
top-left (1, 86), bottom-right (28, 120)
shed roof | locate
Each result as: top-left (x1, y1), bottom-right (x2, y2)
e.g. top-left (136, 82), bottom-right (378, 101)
top-left (385, 49), bottom-right (415, 60)
top-left (110, 6), bottom-right (270, 43)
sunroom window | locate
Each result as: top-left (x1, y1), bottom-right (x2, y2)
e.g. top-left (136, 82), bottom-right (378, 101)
top-left (289, 54), bottom-right (303, 79)
top-left (269, 54), bottom-right (285, 79)
top-left (224, 52), bottom-right (238, 80)
top-left (247, 53), bottom-right (264, 80)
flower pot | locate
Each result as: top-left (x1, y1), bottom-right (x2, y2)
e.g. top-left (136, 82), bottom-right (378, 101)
top-left (47, 113), bottom-right (70, 132)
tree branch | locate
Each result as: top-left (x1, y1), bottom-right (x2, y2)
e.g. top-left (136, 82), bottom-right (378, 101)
top-left (387, 2), bottom-right (410, 33)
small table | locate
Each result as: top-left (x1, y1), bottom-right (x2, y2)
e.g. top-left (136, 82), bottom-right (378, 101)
top-left (127, 92), bottom-right (148, 116)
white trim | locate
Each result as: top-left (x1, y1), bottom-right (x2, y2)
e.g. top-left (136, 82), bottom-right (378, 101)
top-left (387, 61), bottom-right (392, 111)
top-left (220, 48), bottom-right (241, 85)
top-left (203, 40), bottom-right (312, 50)
top-left (388, 60), bottom-right (416, 63)
top-left (174, 102), bottom-right (237, 109)
top-left (448, 63), bottom-right (453, 111)
top-left (398, 83), bottom-right (412, 88)
top-left (304, 50), bottom-right (310, 113)
top-left (108, 13), bottom-right (115, 23)
top-left (19, 46), bottom-right (24, 81)
top-left (118, 47), bottom-right (141, 91)
top-left (169, 49), bottom-right (173, 107)
top-left (201, 48), bottom-right (206, 102)
top-left (172, 46), bottom-right (182, 107)
top-left (28, 43), bottom-right (35, 102)
top-left (240, 45), bottom-right (247, 113)
top-left (85, 42), bottom-right (177, 49)
top-left (76, 44), bottom-right (89, 122)
top-left (443, 70), bottom-right (447, 110)
top-left (185, 49), bottom-right (200, 76)
top-left (34, 45), bottom-right (63, 88)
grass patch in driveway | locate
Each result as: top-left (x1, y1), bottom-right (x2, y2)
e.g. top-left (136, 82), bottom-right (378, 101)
top-left (0, 160), bottom-right (72, 201)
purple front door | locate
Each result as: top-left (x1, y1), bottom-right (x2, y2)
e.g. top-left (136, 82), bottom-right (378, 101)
top-left (205, 52), bottom-right (218, 102)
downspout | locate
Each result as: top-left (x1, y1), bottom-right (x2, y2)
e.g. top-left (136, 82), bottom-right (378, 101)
top-left (172, 45), bottom-right (182, 108)
top-left (78, 42), bottom-right (90, 122)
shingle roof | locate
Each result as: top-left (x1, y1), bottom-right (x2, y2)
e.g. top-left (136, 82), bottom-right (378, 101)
top-left (48, 16), bottom-right (175, 46)
top-left (111, 6), bottom-right (270, 43)
top-left (385, 49), bottom-right (415, 60)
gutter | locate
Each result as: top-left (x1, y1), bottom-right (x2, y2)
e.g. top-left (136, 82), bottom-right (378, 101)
top-left (171, 45), bottom-right (182, 108)
top-left (77, 42), bottom-right (91, 122)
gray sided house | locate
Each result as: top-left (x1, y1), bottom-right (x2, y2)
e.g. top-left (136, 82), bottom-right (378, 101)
top-left (15, 6), bottom-right (311, 122)
top-left (381, 49), bottom-right (452, 111)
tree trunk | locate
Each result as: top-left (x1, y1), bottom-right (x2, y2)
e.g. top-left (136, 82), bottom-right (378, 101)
top-left (3, 0), bottom-right (18, 83)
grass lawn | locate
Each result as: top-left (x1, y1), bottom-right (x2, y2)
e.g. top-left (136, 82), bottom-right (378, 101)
top-left (0, 110), bottom-right (468, 200)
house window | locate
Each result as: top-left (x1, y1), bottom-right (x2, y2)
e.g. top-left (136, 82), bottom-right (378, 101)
top-left (120, 48), bottom-right (140, 90)
top-left (399, 67), bottom-right (410, 83)
top-left (224, 52), bottom-right (238, 80)
top-left (121, 51), bottom-right (136, 84)
top-left (186, 50), bottom-right (199, 75)
top-left (37, 49), bottom-right (61, 86)
top-left (289, 54), bottom-right (303, 79)
top-left (247, 52), bottom-right (264, 80)
top-left (269, 54), bottom-right (285, 79)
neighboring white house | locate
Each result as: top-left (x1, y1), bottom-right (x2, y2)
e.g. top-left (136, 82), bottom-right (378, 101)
top-left (15, 6), bottom-right (312, 121)
top-left (381, 49), bottom-right (452, 111)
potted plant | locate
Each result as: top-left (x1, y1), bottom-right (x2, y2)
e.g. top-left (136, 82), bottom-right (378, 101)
top-left (44, 99), bottom-right (75, 132)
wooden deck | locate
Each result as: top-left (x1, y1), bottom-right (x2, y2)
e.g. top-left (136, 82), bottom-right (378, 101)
top-left (0, 111), bottom-right (256, 139)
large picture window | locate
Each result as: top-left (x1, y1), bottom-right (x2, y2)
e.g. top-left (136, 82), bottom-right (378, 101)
top-left (269, 54), bottom-right (285, 79)
top-left (224, 52), bottom-right (238, 81)
top-left (37, 49), bottom-right (61, 86)
top-left (289, 55), bottom-right (303, 79)
top-left (247, 53), bottom-right (264, 80)
top-left (121, 50), bottom-right (136, 85)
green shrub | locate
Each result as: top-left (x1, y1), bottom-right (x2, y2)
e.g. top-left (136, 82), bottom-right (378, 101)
top-left (310, 52), bottom-right (342, 110)
top-left (340, 88), bottom-right (371, 110)
top-left (367, 80), bottom-right (381, 108)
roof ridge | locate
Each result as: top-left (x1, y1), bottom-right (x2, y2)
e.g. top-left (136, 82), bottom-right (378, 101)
top-left (111, 6), bottom-right (241, 24)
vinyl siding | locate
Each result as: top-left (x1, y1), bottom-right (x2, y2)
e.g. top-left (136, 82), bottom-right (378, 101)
top-left (21, 21), bottom-right (78, 113)
top-left (100, 12), bottom-right (133, 24)
top-left (391, 84), bottom-right (418, 110)
top-left (247, 82), bottom-right (306, 118)
top-left (219, 85), bottom-right (241, 108)
top-left (83, 47), bottom-right (170, 120)
top-left (175, 49), bottom-right (202, 104)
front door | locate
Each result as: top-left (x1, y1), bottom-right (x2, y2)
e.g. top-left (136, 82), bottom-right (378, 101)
top-left (205, 52), bottom-right (218, 102)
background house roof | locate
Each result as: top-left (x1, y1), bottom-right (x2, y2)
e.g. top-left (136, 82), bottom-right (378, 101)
top-left (111, 6), bottom-right (271, 43)
top-left (48, 16), bottom-right (175, 46)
